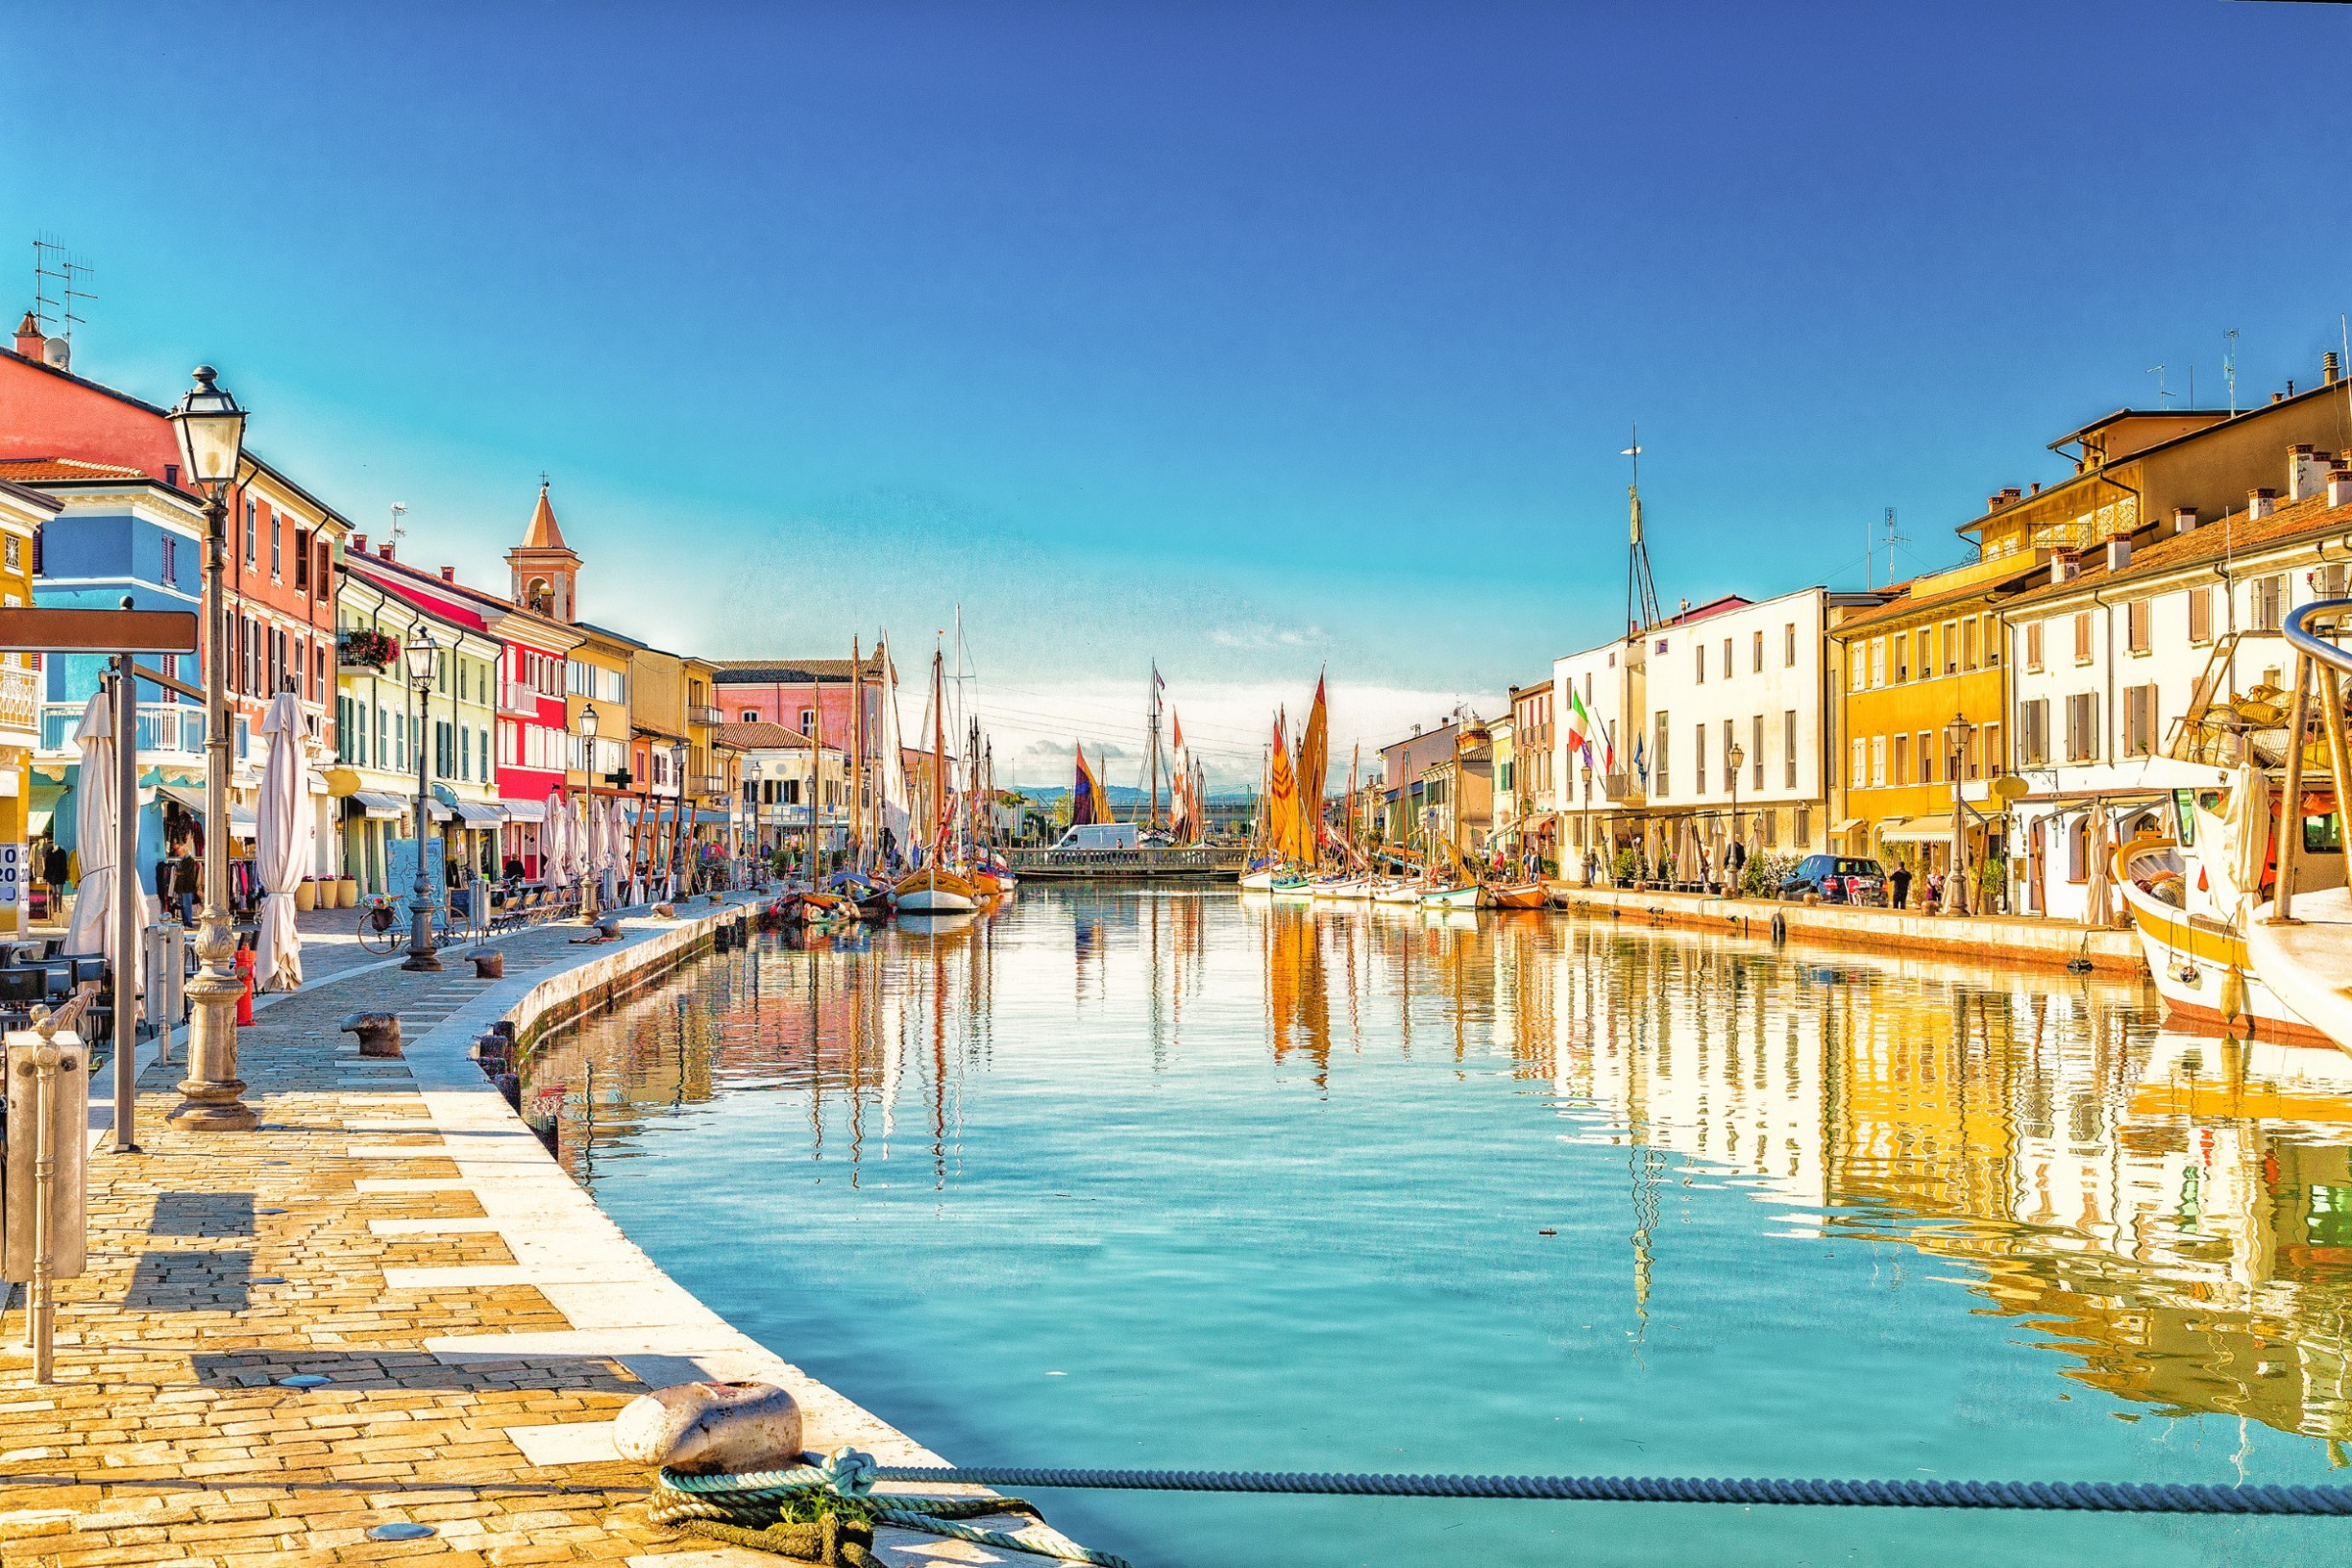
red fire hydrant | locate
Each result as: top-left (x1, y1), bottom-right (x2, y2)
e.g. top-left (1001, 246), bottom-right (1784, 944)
top-left (234, 945), bottom-right (255, 1025)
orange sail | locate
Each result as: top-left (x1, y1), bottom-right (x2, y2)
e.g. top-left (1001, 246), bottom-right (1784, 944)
top-left (1267, 713), bottom-right (1298, 863)
top-left (1293, 675), bottom-right (1329, 866)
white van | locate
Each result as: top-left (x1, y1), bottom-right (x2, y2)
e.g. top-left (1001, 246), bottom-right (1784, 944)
top-left (1054, 823), bottom-right (1139, 850)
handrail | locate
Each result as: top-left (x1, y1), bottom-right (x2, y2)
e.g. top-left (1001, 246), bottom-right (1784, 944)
top-left (2283, 598), bottom-right (2352, 676)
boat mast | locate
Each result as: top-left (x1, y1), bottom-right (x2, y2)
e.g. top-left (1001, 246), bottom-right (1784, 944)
top-left (932, 644), bottom-right (948, 859)
top-left (1148, 662), bottom-right (1161, 832)
top-left (810, 657), bottom-right (825, 877)
top-left (851, 635), bottom-right (865, 872)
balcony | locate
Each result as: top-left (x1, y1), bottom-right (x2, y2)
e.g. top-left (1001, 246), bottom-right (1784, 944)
top-left (687, 704), bottom-right (723, 727)
top-left (40, 701), bottom-right (205, 757)
top-left (0, 666), bottom-right (36, 741)
top-left (691, 772), bottom-right (729, 797)
top-left (498, 679), bottom-right (541, 718)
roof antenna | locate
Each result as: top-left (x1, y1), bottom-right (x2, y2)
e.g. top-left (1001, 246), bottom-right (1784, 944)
top-left (388, 502), bottom-right (407, 548)
top-left (2224, 329), bottom-right (2240, 415)
top-left (2145, 362), bottom-right (2168, 409)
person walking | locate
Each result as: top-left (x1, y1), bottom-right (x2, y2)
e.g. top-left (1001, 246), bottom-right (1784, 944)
top-left (171, 845), bottom-right (200, 926)
top-left (1890, 862), bottom-right (1912, 911)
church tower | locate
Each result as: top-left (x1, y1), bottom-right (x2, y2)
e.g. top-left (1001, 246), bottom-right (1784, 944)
top-left (507, 478), bottom-right (581, 623)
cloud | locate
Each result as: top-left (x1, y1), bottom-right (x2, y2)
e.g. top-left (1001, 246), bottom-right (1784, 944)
top-left (1211, 623), bottom-right (1327, 650)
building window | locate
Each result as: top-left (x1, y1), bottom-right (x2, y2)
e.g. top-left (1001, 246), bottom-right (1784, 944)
top-left (294, 528), bottom-right (310, 590)
top-left (1892, 732), bottom-right (1910, 786)
top-left (1961, 618), bottom-right (1978, 672)
top-left (1784, 622), bottom-right (1797, 667)
top-left (1870, 734), bottom-right (1885, 787)
top-left (244, 499), bottom-right (257, 565)
top-left (1696, 643), bottom-right (1706, 684)
top-left (2066, 692), bottom-right (2099, 762)
top-left (2188, 585), bottom-right (2213, 645)
top-left (1918, 730), bottom-right (1934, 785)
top-left (1722, 637), bottom-right (1732, 679)
top-left (800, 707), bottom-right (816, 734)
top-left (1694, 723), bottom-right (1706, 795)
top-left (2126, 599), bottom-right (2150, 655)
top-left (1654, 714), bottom-right (1670, 796)
top-left (1752, 714), bottom-right (1764, 789)
top-left (1982, 613), bottom-right (2000, 666)
top-left (270, 515), bottom-right (282, 580)
top-left (1783, 709), bottom-right (1797, 788)
top-left (2024, 619), bottom-right (2043, 671)
top-left (2072, 611), bottom-right (2094, 663)
top-left (2253, 575), bottom-right (2285, 631)
top-left (1985, 721), bottom-right (2003, 777)
top-left (1916, 627), bottom-right (1932, 680)
top-left (2123, 683), bottom-right (2158, 757)
top-left (1722, 718), bottom-right (1735, 792)
top-left (1850, 736), bottom-right (1866, 790)
top-left (1752, 629), bottom-right (1764, 673)
top-left (2, 535), bottom-right (17, 575)
top-left (160, 535), bottom-right (177, 586)
top-left (1893, 634), bottom-right (1908, 682)
top-left (2068, 817), bottom-right (2089, 883)
top-left (742, 708), bottom-right (759, 723)
top-left (1848, 645), bottom-right (1864, 693)
top-left (1942, 621), bottom-right (1958, 674)
top-left (1869, 638), bottom-right (1885, 687)
top-left (1795, 804), bottom-right (1810, 844)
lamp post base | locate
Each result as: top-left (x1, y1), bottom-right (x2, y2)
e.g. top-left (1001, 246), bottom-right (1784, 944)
top-left (168, 1090), bottom-right (257, 1133)
top-left (402, 948), bottom-right (443, 972)
top-left (172, 953), bottom-right (254, 1133)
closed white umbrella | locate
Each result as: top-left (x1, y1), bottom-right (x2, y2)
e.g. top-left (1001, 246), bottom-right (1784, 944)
top-left (252, 693), bottom-right (312, 992)
top-left (605, 797), bottom-right (629, 899)
top-left (64, 693), bottom-right (133, 996)
top-left (570, 795), bottom-right (593, 887)
top-left (542, 788), bottom-right (569, 888)
top-left (2081, 807), bottom-right (2113, 928)
top-left (2223, 760), bottom-right (2272, 926)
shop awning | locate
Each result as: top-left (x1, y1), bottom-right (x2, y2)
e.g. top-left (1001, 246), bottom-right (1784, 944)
top-left (156, 783), bottom-right (257, 839)
top-left (499, 798), bottom-right (546, 823)
top-left (1831, 819), bottom-right (1864, 835)
top-left (349, 791), bottom-right (409, 820)
top-left (1879, 820), bottom-right (1963, 845)
top-left (444, 798), bottom-right (503, 827)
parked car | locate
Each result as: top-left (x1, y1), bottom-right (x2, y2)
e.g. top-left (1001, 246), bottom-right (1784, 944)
top-left (1779, 854), bottom-right (1885, 904)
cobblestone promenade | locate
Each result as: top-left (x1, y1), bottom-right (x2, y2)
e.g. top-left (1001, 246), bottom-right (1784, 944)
top-left (0, 902), bottom-right (1044, 1568)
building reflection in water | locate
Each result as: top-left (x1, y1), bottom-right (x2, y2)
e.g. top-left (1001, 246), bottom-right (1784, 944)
top-left (529, 892), bottom-right (2352, 1458)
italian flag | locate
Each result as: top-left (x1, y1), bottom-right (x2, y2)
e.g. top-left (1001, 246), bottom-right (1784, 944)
top-left (1566, 686), bottom-right (1612, 773)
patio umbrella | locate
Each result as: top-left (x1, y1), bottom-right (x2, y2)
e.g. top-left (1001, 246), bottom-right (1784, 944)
top-left (252, 692), bottom-right (312, 992)
top-left (541, 789), bottom-right (569, 889)
top-left (2081, 806), bottom-right (2114, 929)
top-left (2222, 760), bottom-right (2272, 925)
top-left (571, 795), bottom-right (593, 890)
top-left (606, 797), bottom-right (630, 899)
top-left (64, 692), bottom-right (137, 998)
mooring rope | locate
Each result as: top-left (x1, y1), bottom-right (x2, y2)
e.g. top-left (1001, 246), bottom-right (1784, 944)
top-left (658, 1447), bottom-right (2352, 1519)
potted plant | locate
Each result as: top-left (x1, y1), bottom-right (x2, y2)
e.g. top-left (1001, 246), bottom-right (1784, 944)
top-left (295, 875), bottom-right (316, 912)
top-left (337, 626), bottom-right (400, 673)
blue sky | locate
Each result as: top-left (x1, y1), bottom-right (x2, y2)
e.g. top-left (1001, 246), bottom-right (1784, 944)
top-left (5, 2), bottom-right (2347, 780)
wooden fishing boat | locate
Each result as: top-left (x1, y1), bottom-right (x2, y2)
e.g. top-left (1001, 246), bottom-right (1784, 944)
top-left (1311, 875), bottom-right (1372, 900)
top-left (1419, 884), bottom-right (1489, 910)
top-left (1489, 882), bottom-right (1546, 911)
top-left (1237, 868), bottom-right (1278, 893)
top-left (1269, 875), bottom-right (1315, 899)
top-left (895, 865), bottom-right (979, 915)
top-left (1371, 879), bottom-right (1421, 905)
top-left (2118, 833), bottom-right (2332, 1046)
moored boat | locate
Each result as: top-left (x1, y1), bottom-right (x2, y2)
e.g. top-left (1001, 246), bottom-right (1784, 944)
top-left (1237, 868), bottom-right (1279, 892)
top-left (1311, 875), bottom-right (1372, 900)
top-left (1489, 881), bottom-right (1546, 910)
top-left (2117, 830), bottom-right (2332, 1046)
top-left (1371, 879), bottom-right (1421, 904)
top-left (1420, 883), bottom-right (1489, 909)
top-left (896, 865), bottom-right (979, 915)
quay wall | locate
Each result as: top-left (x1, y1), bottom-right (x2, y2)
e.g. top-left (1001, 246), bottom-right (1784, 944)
top-left (1547, 883), bottom-right (2148, 975)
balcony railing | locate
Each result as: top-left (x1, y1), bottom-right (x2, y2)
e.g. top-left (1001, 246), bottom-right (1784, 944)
top-left (691, 772), bottom-right (729, 797)
top-left (498, 680), bottom-right (542, 718)
top-left (687, 704), bottom-right (723, 727)
top-left (41, 702), bottom-right (206, 756)
top-left (0, 667), bottom-right (36, 738)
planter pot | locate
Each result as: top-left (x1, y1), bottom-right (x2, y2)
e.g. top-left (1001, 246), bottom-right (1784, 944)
top-left (338, 877), bottom-right (358, 909)
top-left (294, 880), bottom-right (317, 913)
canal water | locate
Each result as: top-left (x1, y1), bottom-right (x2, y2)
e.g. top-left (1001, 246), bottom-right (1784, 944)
top-left (527, 889), bottom-right (2352, 1567)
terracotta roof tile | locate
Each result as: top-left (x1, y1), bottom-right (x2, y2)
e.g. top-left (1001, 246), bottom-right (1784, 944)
top-left (711, 653), bottom-right (892, 681)
top-left (0, 456), bottom-right (149, 482)
top-left (2002, 489), bottom-right (2352, 608)
top-left (521, 482), bottom-right (568, 551)
top-left (712, 721), bottom-right (835, 752)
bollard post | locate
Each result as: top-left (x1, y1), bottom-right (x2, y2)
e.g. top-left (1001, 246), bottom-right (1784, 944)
top-left (4, 1012), bottom-right (89, 1384)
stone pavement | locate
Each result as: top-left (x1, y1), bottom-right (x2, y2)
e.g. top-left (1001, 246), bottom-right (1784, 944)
top-left (0, 898), bottom-right (1061, 1568)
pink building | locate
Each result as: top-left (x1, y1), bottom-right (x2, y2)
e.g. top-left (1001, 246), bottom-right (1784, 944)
top-left (712, 652), bottom-right (892, 744)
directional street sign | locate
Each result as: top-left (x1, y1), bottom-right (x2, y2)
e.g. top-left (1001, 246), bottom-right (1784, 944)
top-left (0, 607), bottom-right (199, 654)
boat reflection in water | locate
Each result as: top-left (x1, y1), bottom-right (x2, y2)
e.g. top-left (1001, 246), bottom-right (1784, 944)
top-left (529, 888), bottom-right (2352, 1566)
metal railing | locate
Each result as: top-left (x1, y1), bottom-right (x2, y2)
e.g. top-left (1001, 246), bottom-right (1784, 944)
top-left (2262, 600), bottom-right (2352, 924)
top-left (0, 665), bottom-right (36, 737)
top-left (1005, 845), bottom-right (1250, 878)
top-left (41, 702), bottom-right (204, 755)
top-left (497, 679), bottom-right (542, 717)
top-left (687, 704), bottom-right (723, 727)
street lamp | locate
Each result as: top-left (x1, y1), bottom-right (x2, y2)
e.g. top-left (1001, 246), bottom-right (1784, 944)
top-left (577, 702), bottom-right (600, 923)
top-left (165, 367), bottom-right (256, 1133)
top-left (671, 740), bottom-right (690, 896)
top-left (1727, 741), bottom-right (1746, 894)
top-left (402, 626), bottom-right (442, 970)
top-left (1943, 711), bottom-right (1972, 916)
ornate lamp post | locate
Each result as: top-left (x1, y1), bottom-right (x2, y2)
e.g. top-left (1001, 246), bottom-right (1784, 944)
top-left (1727, 740), bottom-right (1746, 894)
top-left (1943, 711), bottom-right (1972, 916)
top-left (671, 740), bottom-right (690, 896)
top-left (165, 368), bottom-right (255, 1133)
top-left (577, 702), bottom-right (600, 924)
top-left (402, 626), bottom-right (442, 970)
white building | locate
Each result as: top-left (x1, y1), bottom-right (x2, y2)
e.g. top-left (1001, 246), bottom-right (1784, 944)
top-left (2001, 457), bottom-right (2352, 920)
top-left (1635, 586), bottom-right (1875, 878)
top-left (1551, 625), bottom-right (1646, 881)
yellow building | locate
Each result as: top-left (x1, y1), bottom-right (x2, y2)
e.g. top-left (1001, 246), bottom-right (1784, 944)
top-left (0, 479), bottom-right (51, 928)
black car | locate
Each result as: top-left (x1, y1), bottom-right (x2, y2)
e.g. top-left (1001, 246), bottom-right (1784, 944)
top-left (1779, 854), bottom-right (1885, 904)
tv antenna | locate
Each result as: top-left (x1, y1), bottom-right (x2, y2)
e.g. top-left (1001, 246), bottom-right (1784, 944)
top-left (29, 238), bottom-right (92, 351)
top-left (388, 502), bottom-right (407, 547)
top-left (1881, 506), bottom-right (1905, 588)
top-left (1622, 424), bottom-right (1661, 635)
top-left (2145, 362), bottom-right (2169, 408)
top-left (2224, 329), bottom-right (2240, 414)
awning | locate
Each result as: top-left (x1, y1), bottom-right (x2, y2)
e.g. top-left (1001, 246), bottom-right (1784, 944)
top-left (350, 791), bottom-right (409, 820)
top-left (446, 799), bottom-right (502, 827)
top-left (1879, 820), bottom-right (1963, 845)
top-left (500, 798), bottom-right (546, 823)
top-left (156, 783), bottom-right (257, 839)
top-left (1831, 819), bottom-right (1864, 835)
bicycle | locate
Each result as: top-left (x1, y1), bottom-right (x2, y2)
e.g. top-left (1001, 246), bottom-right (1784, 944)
top-left (355, 893), bottom-right (453, 955)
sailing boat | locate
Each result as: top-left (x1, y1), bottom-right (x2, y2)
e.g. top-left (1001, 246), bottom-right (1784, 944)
top-left (894, 646), bottom-right (979, 915)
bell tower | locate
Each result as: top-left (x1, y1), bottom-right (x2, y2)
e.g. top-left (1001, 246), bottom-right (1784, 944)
top-left (506, 477), bottom-right (581, 623)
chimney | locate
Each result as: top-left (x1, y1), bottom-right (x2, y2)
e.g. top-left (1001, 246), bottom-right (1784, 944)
top-left (440, 565), bottom-right (456, 583)
top-left (2051, 553), bottom-right (2081, 585)
top-left (2329, 351), bottom-right (2341, 386)
top-left (378, 541), bottom-right (395, 560)
top-left (2291, 444), bottom-right (2335, 502)
top-left (2030, 481), bottom-right (2041, 495)
top-left (2273, 391), bottom-right (2287, 404)
top-left (12, 311), bottom-right (41, 358)
top-left (2106, 537), bottom-right (2132, 573)
top-left (2331, 469), bottom-right (2352, 509)
top-left (2250, 487), bottom-right (2278, 520)
top-left (2172, 506), bottom-right (2200, 535)
top-left (352, 532), bottom-right (367, 555)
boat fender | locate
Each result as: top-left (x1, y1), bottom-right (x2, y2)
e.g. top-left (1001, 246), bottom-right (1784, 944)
top-left (1770, 911), bottom-right (1787, 944)
top-left (2218, 966), bottom-right (2248, 1022)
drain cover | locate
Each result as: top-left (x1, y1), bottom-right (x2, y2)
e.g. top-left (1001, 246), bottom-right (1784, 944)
top-left (277, 1374), bottom-right (331, 1388)
top-left (250, 1276), bottom-right (286, 1285)
top-left (364, 1523), bottom-right (436, 1542)
top-left (256, 1208), bottom-right (286, 1214)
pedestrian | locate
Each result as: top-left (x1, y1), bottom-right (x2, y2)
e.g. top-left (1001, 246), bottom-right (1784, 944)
top-left (1890, 863), bottom-right (1911, 910)
top-left (1925, 869), bottom-right (1946, 911)
top-left (172, 846), bottom-right (200, 926)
